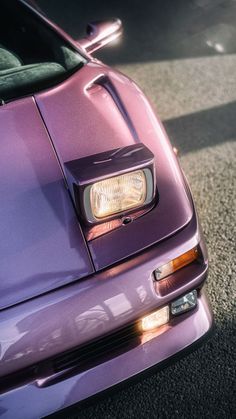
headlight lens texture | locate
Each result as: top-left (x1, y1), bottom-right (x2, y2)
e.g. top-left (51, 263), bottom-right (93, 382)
top-left (90, 170), bottom-right (147, 219)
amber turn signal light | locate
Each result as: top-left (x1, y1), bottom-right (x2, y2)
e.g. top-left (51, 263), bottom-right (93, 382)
top-left (154, 247), bottom-right (199, 281)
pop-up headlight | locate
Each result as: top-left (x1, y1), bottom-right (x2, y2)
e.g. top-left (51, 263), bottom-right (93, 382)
top-left (65, 144), bottom-right (155, 224)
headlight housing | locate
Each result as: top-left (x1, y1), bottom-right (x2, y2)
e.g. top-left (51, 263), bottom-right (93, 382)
top-left (65, 144), bottom-right (156, 224)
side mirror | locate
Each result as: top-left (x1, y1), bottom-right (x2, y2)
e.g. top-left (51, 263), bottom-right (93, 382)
top-left (78, 19), bottom-right (122, 54)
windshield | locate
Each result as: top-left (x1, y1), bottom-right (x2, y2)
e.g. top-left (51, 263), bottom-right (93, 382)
top-left (0, 0), bottom-right (86, 102)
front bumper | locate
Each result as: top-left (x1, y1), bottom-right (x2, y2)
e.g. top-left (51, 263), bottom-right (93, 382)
top-left (0, 213), bottom-right (213, 418)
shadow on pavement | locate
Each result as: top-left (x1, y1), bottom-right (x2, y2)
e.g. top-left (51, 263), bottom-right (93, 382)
top-left (164, 100), bottom-right (236, 155)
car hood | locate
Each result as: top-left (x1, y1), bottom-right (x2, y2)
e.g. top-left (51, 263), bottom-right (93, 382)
top-left (0, 62), bottom-right (193, 310)
top-left (0, 97), bottom-right (94, 310)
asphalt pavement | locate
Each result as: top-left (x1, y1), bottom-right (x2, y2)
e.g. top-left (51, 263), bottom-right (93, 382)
top-left (38, 0), bottom-right (236, 417)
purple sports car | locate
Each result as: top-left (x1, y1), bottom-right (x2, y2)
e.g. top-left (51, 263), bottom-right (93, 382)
top-left (0, 1), bottom-right (213, 417)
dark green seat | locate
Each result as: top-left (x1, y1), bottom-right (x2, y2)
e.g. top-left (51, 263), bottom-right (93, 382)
top-left (0, 62), bottom-right (66, 101)
top-left (0, 45), bottom-right (22, 70)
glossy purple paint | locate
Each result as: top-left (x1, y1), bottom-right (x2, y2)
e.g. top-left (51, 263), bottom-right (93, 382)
top-left (0, 211), bottom-right (204, 376)
top-left (0, 97), bottom-right (94, 310)
top-left (0, 2), bottom-right (213, 417)
top-left (0, 292), bottom-right (212, 419)
top-left (35, 63), bottom-right (193, 269)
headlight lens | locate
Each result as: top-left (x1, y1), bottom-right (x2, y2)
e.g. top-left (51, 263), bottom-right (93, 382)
top-left (90, 170), bottom-right (147, 219)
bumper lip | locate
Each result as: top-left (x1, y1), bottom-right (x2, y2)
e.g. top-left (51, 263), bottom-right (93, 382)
top-left (49, 307), bottom-right (215, 419)
top-left (0, 290), bottom-right (214, 419)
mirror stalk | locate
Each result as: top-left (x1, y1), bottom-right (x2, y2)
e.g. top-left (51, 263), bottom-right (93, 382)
top-left (78, 19), bottom-right (122, 54)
